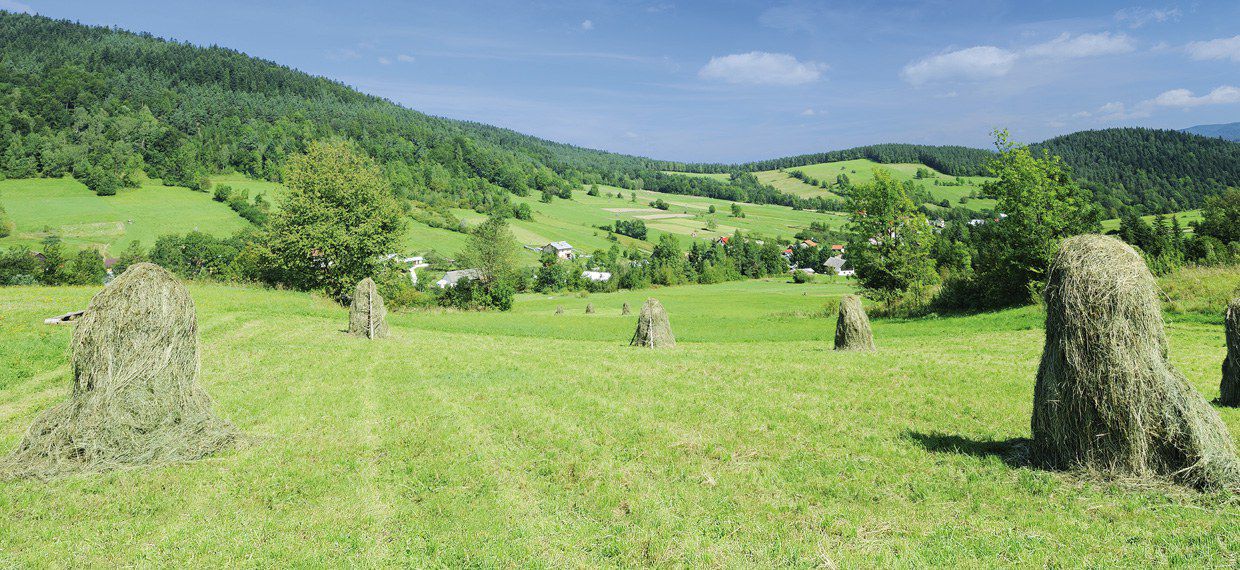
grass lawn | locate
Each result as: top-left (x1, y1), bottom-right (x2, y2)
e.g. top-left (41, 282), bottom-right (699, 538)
top-left (1101, 210), bottom-right (1203, 233)
top-left (0, 177), bottom-right (250, 255)
top-left (789, 159), bottom-right (998, 211)
top-left (0, 278), bottom-right (1236, 566)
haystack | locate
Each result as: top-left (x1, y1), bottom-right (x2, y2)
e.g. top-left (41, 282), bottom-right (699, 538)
top-left (1221, 298), bottom-right (1240, 407)
top-left (833, 295), bottom-right (875, 351)
top-left (631, 298), bottom-right (674, 348)
top-left (622, 302), bottom-right (631, 315)
top-left (347, 278), bottom-right (389, 339)
top-left (585, 303), bottom-right (595, 314)
top-left (1031, 235), bottom-right (1239, 490)
top-left (555, 306), bottom-right (564, 315)
top-left (0, 263), bottom-right (235, 479)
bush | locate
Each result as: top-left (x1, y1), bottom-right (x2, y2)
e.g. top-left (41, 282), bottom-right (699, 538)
top-left (792, 270), bottom-right (814, 284)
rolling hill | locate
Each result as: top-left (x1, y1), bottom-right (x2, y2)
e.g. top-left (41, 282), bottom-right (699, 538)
top-left (1184, 122), bottom-right (1240, 142)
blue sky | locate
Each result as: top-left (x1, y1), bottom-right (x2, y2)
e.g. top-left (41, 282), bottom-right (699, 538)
top-left (5, 0), bottom-right (1239, 162)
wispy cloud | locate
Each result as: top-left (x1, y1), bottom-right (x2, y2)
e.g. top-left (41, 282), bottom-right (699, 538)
top-left (1185, 35), bottom-right (1240, 62)
top-left (698, 52), bottom-right (826, 86)
top-left (901, 46), bottom-right (1017, 85)
top-left (1024, 32), bottom-right (1135, 59)
top-left (0, 0), bottom-right (32, 13)
top-left (581, 19), bottom-right (594, 31)
top-left (1113, 6), bottom-right (1181, 28)
top-left (377, 56), bottom-right (391, 65)
top-left (1152, 85), bottom-right (1240, 107)
top-left (397, 54), bottom-right (416, 63)
top-left (326, 48), bottom-right (362, 62)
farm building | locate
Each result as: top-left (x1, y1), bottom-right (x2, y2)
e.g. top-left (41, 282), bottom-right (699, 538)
top-left (542, 241), bottom-right (574, 259)
top-left (436, 269), bottom-right (482, 288)
top-left (824, 256), bottom-right (854, 277)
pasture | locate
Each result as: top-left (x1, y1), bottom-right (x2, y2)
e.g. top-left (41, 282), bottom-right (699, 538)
top-left (0, 177), bottom-right (249, 255)
top-left (1, 278), bottom-right (1236, 566)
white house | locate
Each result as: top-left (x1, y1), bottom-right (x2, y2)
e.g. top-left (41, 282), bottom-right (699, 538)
top-left (542, 241), bottom-right (574, 259)
top-left (581, 270), bottom-right (612, 282)
top-left (384, 253), bottom-right (430, 284)
top-left (436, 269), bottom-right (483, 289)
top-left (824, 255), bottom-right (854, 277)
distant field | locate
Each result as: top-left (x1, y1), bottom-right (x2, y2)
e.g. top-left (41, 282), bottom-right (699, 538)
top-left (1, 278), bottom-right (1235, 566)
top-left (753, 169), bottom-right (841, 199)
top-left (1100, 210), bottom-right (1202, 233)
top-left (0, 177), bottom-right (249, 254)
top-left (658, 170), bottom-right (730, 182)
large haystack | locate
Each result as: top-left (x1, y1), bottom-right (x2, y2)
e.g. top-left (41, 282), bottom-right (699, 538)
top-left (1031, 235), bottom-right (1239, 490)
top-left (631, 298), bottom-right (674, 348)
top-left (0, 263), bottom-right (235, 479)
top-left (585, 303), bottom-right (595, 314)
top-left (1222, 298), bottom-right (1240, 407)
top-left (834, 295), bottom-right (875, 351)
top-left (622, 302), bottom-right (631, 316)
top-left (347, 278), bottom-right (389, 339)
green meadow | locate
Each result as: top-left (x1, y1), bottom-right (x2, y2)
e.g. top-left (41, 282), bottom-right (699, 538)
top-left (0, 177), bottom-right (249, 255)
top-left (0, 278), bottom-right (1236, 566)
top-left (787, 159), bottom-right (997, 210)
top-left (1100, 209), bottom-right (1204, 233)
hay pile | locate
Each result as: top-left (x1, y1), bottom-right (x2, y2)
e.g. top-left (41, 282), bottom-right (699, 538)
top-left (1031, 235), bottom-right (1239, 490)
top-left (347, 278), bottom-right (389, 339)
top-left (631, 298), bottom-right (674, 348)
top-left (0, 263), bottom-right (236, 479)
top-left (555, 306), bottom-right (564, 315)
top-left (833, 295), bottom-right (875, 351)
top-left (585, 303), bottom-right (595, 314)
top-left (1222, 298), bottom-right (1240, 407)
top-left (622, 302), bottom-right (631, 315)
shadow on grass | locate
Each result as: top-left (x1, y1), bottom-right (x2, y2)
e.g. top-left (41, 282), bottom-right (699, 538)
top-left (904, 430), bottom-right (1032, 468)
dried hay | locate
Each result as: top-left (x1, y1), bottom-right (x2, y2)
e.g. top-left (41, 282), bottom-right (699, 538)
top-left (585, 303), bottom-right (595, 314)
top-left (347, 278), bottom-right (389, 339)
top-left (0, 263), bottom-right (236, 479)
top-left (631, 298), bottom-right (674, 348)
top-left (622, 302), bottom-right (631, 315)
top-left (1031, 235), bottom-right (1239, 490)
top-left (1221, 298), bottom-right (1239, 407)
top-left (833, 295), bottom-right (875, 351)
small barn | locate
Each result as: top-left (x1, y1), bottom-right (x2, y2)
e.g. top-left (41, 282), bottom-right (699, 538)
top-left (542, 241), bottom-right (574, 259)
top-left (436, 268), bottom-right (483, 288)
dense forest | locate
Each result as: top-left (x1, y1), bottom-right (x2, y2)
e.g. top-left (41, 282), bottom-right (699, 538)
top-left (0, 12), bottom-right (686, 212)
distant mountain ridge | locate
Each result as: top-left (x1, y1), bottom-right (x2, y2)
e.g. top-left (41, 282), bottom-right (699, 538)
top-left (1183, 122), bottom-right (1240, 142)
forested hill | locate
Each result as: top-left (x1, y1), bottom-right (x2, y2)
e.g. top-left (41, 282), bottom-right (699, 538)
top-left (1182, 122), bottom-right (1240, 142)
top-left (1031, 128), bottom-right (1240, 214)
top-left (668, 144), bottom-right (996, 177)
top-left (0, 12), bottom-right (672, 210)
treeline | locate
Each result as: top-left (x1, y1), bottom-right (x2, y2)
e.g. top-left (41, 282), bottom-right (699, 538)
top-left (664, 144), bottom-right (996, 177)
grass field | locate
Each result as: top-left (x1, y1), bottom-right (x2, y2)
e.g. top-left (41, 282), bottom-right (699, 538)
top-left (1101, 209), bottom-right (1203, 233)
top-left (0, 177), bottom-right (250, 255)
top-left (0, 278), bottom-right (1236, 566)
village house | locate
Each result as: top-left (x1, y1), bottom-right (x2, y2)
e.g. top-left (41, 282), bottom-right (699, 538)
top-left (436, 268), bottom-right (482, 289)
top-left (384, 253), bottom-right (430, 284)
top-left (824, 255), bottom-right (854, 277)
top-left (541, 241), bottom-right (574, 259)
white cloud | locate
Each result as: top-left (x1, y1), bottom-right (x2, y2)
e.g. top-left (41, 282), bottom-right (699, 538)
top-left (1025, 32), bottom-right (1135, 59)
top-left (900, 46), bottom-right (1016, 85)
top-left (800, 108), bottom-right (817, 116)
top-left (0, 0), bottom-right (32, 13)
top-left (397, 54), bottom-right (416, 63)
top-left (1151, 85), bottom-right (1240, 107)
top-left (698, 52), bottom-right (826, 86)
top-left (1114, 7), bottom-right (1181, 28)
top-left (377, 57), bottom-right (391, 65)
top-left (581, 19), bottom-right (594, 31)
top-left (1185, 35), bottom-right (1240, 62)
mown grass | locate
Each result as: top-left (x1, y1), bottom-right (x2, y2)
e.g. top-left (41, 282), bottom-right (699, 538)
top-left (1101, 209), bottom-right (1203, 233)
top-left (0, 177), bottom-right (249, 255)
top-left (0, 278), bottom-right (1236, 566)
top-left (790, 159), bottom-right (998, 211)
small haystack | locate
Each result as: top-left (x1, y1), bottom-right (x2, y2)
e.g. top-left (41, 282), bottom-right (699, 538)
top-left (347, 278), bottom-right (389, 339)
top-left (833, 295), bottom-right (875, 351)
top-left (0, 263), bottom-right (235, 479)
top-left (555, 306), bottom-right (564, 315)
top-left (631, 298), bottom-right (674, 348)
top-left (585, 303), bottom-right (595, 314)
top-left (1221, 298), bottom-right (1240, 407)
top-left (622, 302), bottom-right (631, 315)
top-left (1031, 235), bottom-right (1239, 490)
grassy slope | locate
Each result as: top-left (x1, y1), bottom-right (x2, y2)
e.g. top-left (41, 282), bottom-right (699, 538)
top-left (788, 159), bottom-right (997, 210)
top-left (0, 177), bottom-right (249, 255)
top-left (1100, 210), bottom-right (1203, 233)
top-left (0, 279), bottom-right (1236, 566)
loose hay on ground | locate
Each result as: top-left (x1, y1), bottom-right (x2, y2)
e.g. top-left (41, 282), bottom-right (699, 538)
top-left (1031, 235), bottom-right (1239, 491)
top-left (0, 263), bottom-right (236, 480)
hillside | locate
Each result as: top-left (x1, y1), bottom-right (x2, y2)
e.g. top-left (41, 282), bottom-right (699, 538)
top-left (3, 278), bottom-right (1236, 565)
top-left (1184, 122), bottom-right (1240, 142)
